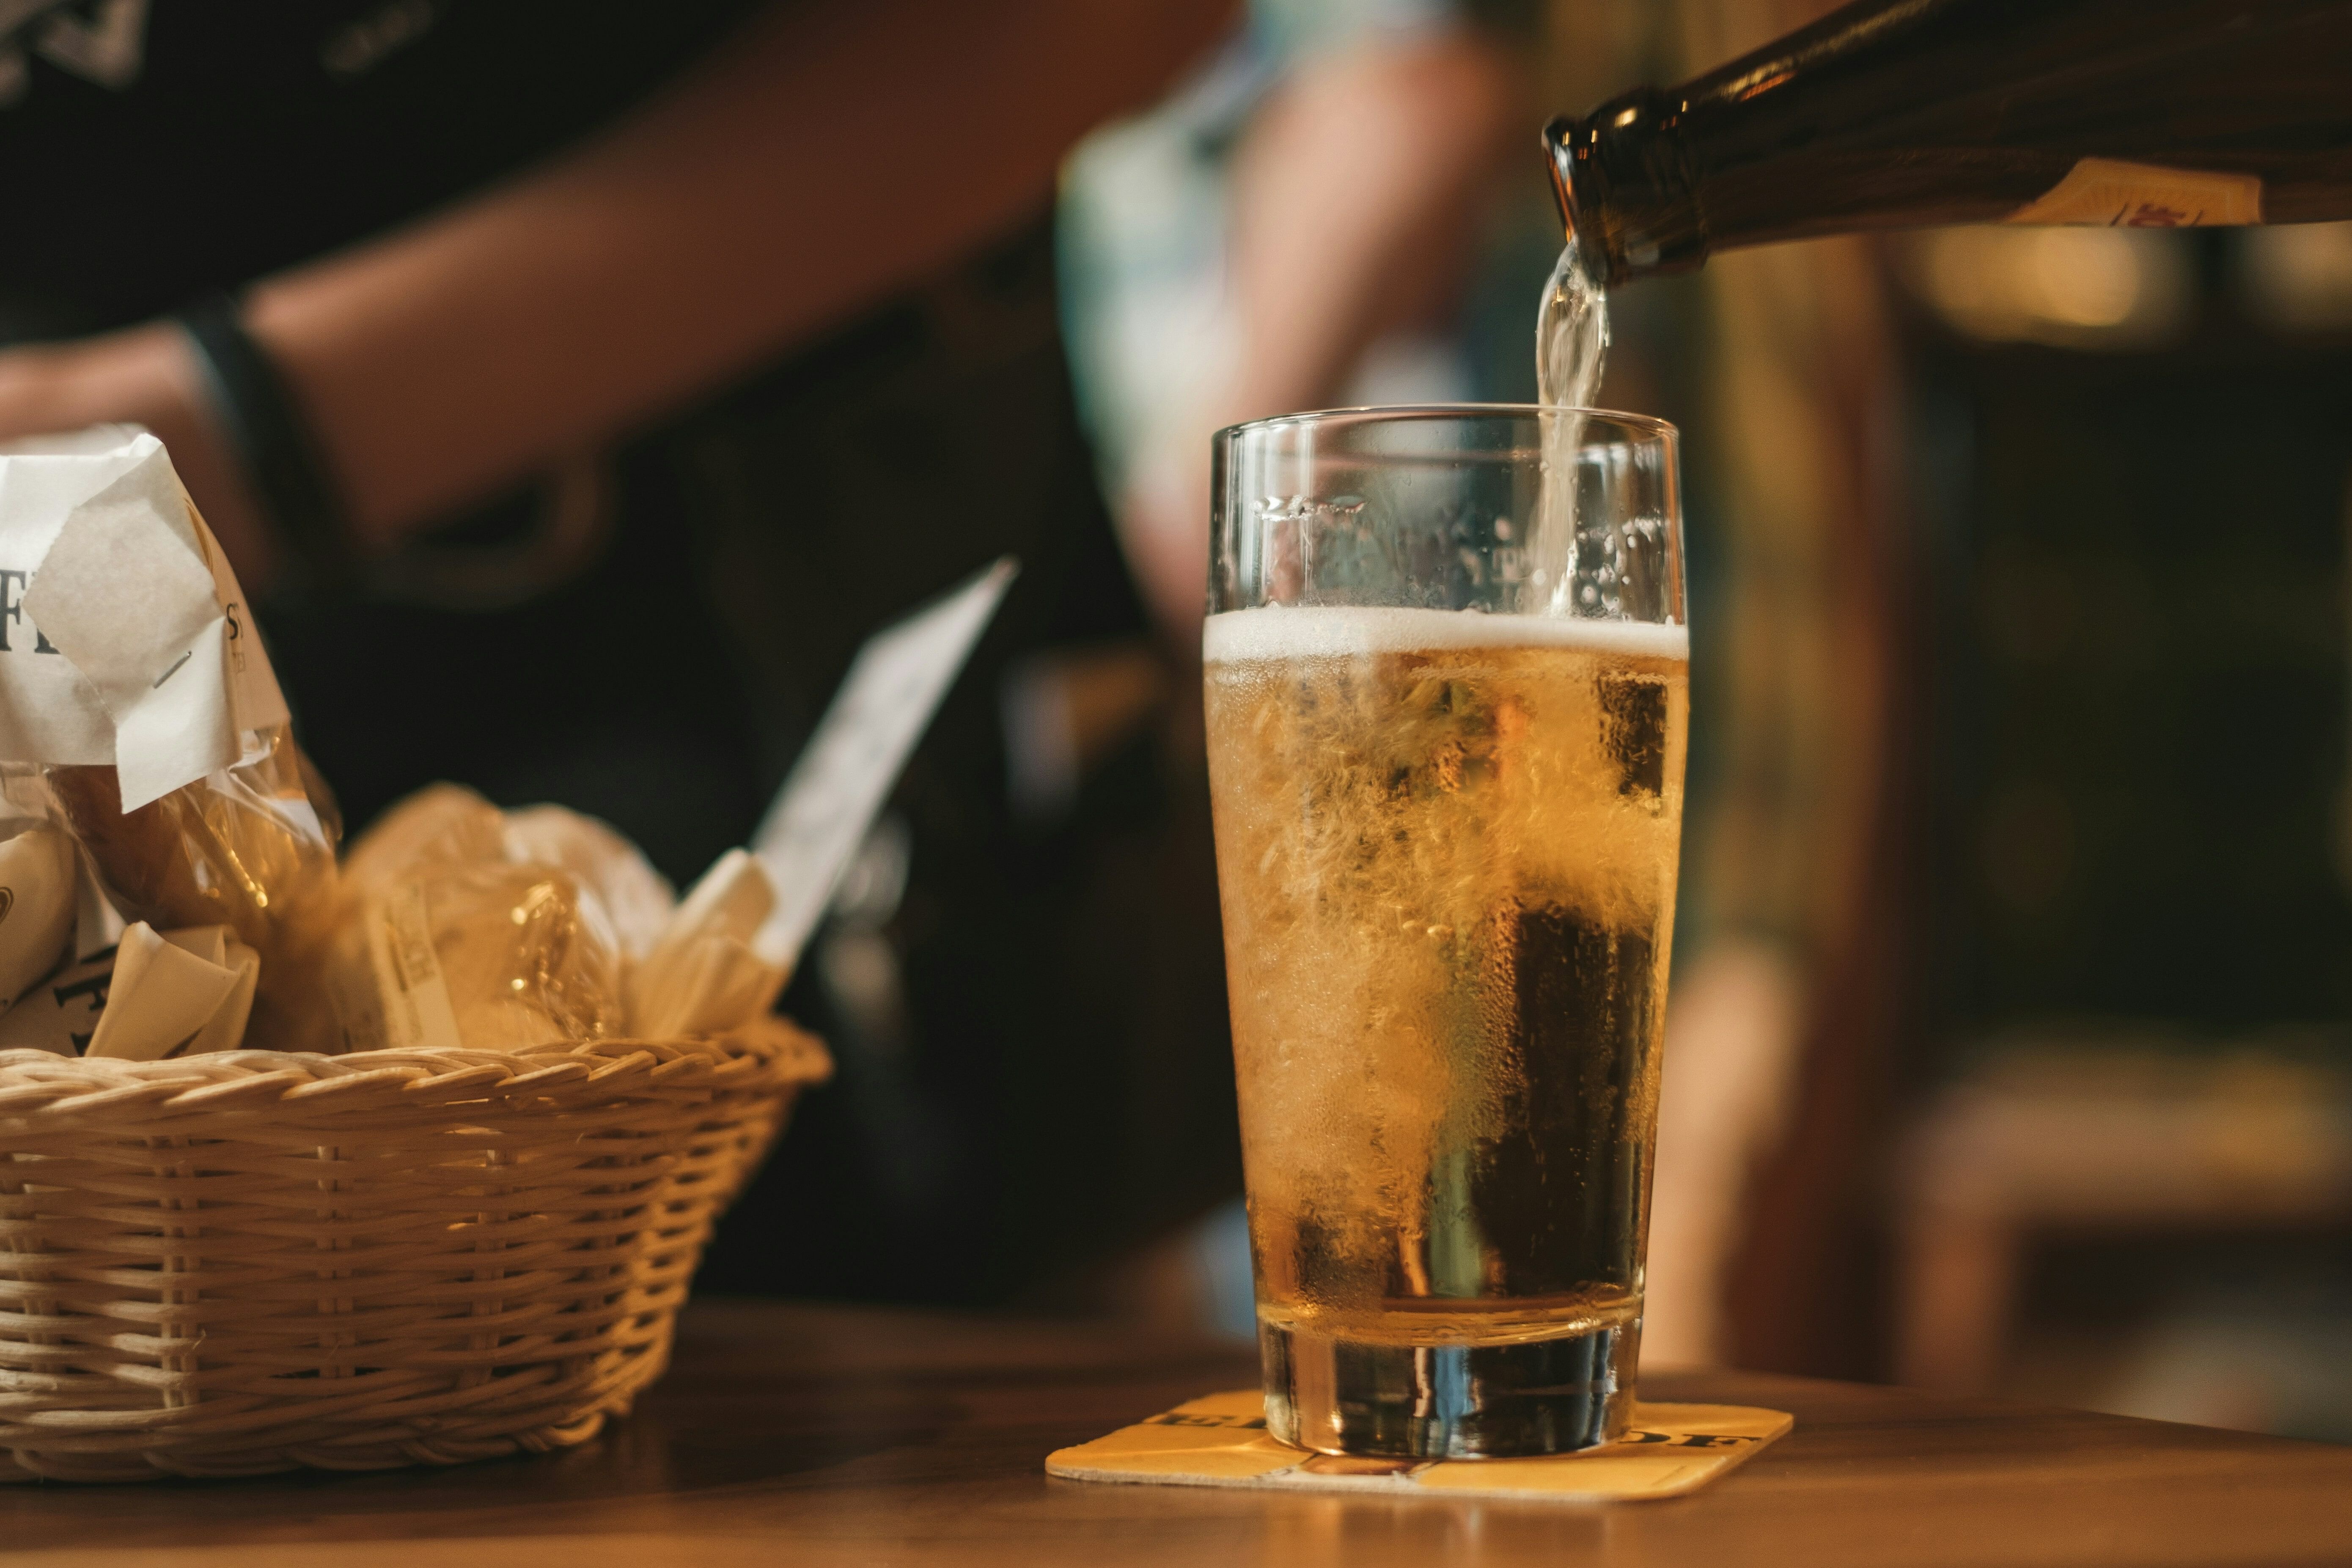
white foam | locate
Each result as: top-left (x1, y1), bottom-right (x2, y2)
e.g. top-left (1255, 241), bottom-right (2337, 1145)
top-left (1203, 604), bottom-right (1688, 664)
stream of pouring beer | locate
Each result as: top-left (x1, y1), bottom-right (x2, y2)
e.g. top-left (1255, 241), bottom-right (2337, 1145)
top-left (1537, 239), bottom-right (1609, 413)
top-left (1530, 238), bottom-right (1610, 614)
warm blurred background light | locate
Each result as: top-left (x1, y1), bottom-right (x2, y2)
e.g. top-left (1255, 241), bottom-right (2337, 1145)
top-left (1899, 228), bottom-right (2195, 349)
top-left (1890, 205), bottom-right (2352, 1439)
top-left (2242, 220), bottom-right (2352, 335)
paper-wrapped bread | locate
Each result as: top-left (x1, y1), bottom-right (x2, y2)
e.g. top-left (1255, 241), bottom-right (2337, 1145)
top-left (329, 863), bottom-right (622, 1054)
top-left (502, 804), bottom-right (675, 959)
top-left (626, 848), bottom-right (786, 1037)
top-left (0, 921), bottom-right (258, 1058)
top-left (83, 922), bottom-right (260, 1060)
top-left (0, 822), bottom-right (78, 1009)
top-left (342, 781), bottom-right (506, 892)
top-left (0, 946), bottom-right (113, 1054)
top-left (46, 728), bottom-right (343, 1052)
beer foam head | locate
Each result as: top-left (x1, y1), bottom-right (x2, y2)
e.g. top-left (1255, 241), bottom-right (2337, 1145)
top-left (1203, 605), bottom-right (1689, 664)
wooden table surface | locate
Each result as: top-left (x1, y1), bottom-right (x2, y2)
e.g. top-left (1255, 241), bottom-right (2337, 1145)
top-left (11, 1298), bottom-right (2352, 1567)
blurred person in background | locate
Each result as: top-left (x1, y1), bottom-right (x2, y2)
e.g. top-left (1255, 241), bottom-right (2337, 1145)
top-left (1058, 0), bottom-right (1916, 1362)
top-left (1052, 0), bottom-right (1531, 1325)
top-left (0, 0), bottom-right (1247, 1306)
top-left (1062, 0), bottom-right (1523, 651)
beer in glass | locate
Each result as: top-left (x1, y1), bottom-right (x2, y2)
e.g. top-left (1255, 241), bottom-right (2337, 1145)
top-left (1204, 407), bottom-right (1687, 1458)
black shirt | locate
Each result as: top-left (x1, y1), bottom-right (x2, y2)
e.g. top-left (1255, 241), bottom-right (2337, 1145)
top-left (0, 0), bottom-right (764, 331)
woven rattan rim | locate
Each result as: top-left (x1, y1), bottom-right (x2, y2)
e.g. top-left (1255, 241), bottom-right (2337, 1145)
top-left (0, 1020), bottom-right (828, 1109)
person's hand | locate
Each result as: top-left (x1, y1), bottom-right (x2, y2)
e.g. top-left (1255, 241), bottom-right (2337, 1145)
top-left (0, 324), bottom-right (275, 583)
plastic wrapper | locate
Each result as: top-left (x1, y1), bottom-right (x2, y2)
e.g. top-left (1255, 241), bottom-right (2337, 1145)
top-left (45, 727), bottom-right (345, 1053)
top-left (334, 792), bottom-right (789, 1046)
top-left (0, 430), bottom-right (341, 1052)
top-left (503, 804), bottom-right (676, 959)
top-left (332, 791), bottom-right (647, 1052)
top-left (0, 821), bottom-right (78, 1008)
top-left (329, 862), bottom-right (623, 1054)
top-left (342, 782), bottom-right (506, 892)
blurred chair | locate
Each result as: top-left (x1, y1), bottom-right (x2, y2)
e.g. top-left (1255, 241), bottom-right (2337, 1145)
top-left (1896, 1042), bottom-right (2352, 1397)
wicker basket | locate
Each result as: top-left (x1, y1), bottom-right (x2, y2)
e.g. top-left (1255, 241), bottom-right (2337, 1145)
top-left (0, 1019), bottom-right (828, 1482)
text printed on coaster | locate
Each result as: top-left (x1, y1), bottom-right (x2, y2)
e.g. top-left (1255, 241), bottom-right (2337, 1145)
top-left (1046, 1390), bottom-right (1791, 1503)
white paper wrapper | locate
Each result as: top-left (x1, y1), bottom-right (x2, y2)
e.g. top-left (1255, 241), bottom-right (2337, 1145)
top-left (0, 920), bottom-right (256, 1058)
top-left (0, 945), bottom-right (113, 1054)
top-left (626, 849), bottom-right (784, 1037)
top-left (72, 836), bottom-right (128, 963)
top-left (84, 922), bottom-right (246, 1060)
top-left (651, 849), bottom-right (774, 962)
top-left (629, 932), bottom-right (787, 1039)
top-left (0, 427), bottom-right (290, 811)
top-left (158, 923), bottom-right (261, 1057)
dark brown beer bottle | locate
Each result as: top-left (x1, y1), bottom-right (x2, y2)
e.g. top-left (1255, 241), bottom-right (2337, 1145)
top-left (1546, 0), bottom-right (2352, 286)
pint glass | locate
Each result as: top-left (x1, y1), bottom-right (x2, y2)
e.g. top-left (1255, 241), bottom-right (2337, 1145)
top-left (1204, 406), bottom-right (1688, 1458)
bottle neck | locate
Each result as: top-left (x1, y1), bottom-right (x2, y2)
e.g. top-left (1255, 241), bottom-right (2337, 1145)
top-left (1546, 0), bottom-right (2055, 285)
top-left (1544, 93), bottom-right (1707, 288)
top-left (1547, 0), bottom-right (2352, 285)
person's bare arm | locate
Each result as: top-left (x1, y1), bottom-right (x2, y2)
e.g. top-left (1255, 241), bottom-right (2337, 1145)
top-left (1118, 29), bottom-right (1520, 646)
top-left (0, 0), bottom-right (1231, 580)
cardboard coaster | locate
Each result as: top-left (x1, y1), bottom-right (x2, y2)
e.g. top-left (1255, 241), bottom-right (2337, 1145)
top-left (1047, 1390), bottom-right (1791, 1503)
